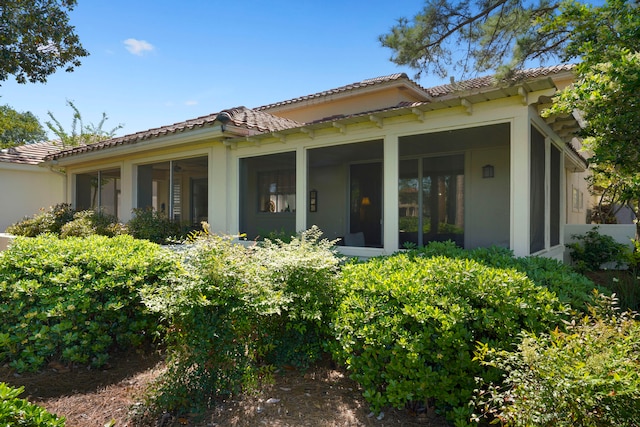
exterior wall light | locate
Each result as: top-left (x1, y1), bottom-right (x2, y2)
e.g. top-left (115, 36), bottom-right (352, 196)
top-left (482, 164), bottom-right (495, 179)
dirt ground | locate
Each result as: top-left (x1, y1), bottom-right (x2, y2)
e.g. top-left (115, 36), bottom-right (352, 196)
top-left (1, 350), bottom-right (451, 427)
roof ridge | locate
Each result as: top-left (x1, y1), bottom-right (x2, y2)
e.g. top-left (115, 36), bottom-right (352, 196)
top-left (255, 73), bottom-right (417, 111)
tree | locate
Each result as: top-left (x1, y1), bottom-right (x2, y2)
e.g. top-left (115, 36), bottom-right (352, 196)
top-left (0, 0), bottom-right (89, 84)
top-left (380, 0), bottom-right (569, 79)
top-left (541, 0), bottom-right (640, 232)
top-left (46, 100), bottom-right (123, 147)
top-left (0, 104), bottom-right (47, 148)
top-left (381, 0), bottom-right (640, 232)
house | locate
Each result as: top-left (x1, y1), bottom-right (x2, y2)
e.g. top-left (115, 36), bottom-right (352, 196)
top-left (22, 65), bottom-right (589, 259)
top-left (0, 142), bottom-right (66, 232)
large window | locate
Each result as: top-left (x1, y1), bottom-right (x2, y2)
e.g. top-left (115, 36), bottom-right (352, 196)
top-left (137, 156), bottom-right (208, 225)
top-left (399, 155), bottom-right (464, 248)
top-left (76, 168), bottom-right (121, 217)
top-left (240, 152), bottom-right (296, 240)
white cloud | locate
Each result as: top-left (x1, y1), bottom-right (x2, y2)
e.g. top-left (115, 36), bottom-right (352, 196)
top-left (185, 100), bottom-right (198, 106)
top-left (124, 38), bottom-right (154, 56)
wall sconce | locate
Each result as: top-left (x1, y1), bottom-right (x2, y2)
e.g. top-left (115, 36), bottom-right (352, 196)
top-left (361, 196), bottom-right (371, 206)
top-left (309, 189), bottom-right (318, 212)
top-left (482, 164), bottom-right (495, 179)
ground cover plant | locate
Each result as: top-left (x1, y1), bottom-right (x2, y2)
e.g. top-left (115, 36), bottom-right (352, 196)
top-left (473, 293), bottom-right (640, 426)
top-left (139, 226), bottom-right (342, 421)
top-left (0, 382), bottom-right (65, 427)
top-left (0, 234), bottom-right (179, 372)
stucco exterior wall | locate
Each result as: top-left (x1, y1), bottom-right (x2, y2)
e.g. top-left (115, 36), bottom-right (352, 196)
top-left (566, 169), bottom-right (590, 224)
top-left (0, 164), bottom-right (65, 232)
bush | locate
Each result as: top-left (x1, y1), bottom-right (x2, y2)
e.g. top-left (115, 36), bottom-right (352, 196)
top-left (126, 207), bottom-right (188, 244)
top-left (0, 382), bottom-right (65, 426)
top-left (408, 241), bottom-right (604, 311)
top-left (6, 203), bottom-right (75, 236)
top-left (0, 234), bottom-right (179, 372)
top-left (567, 226), bottom-right (629, 273)
top-left (474, 293), bottom-right (640, 426)
top-left (142, 226), bottom-right (341, 415)
top-left (6, 204), bottom-right (126, 239)
top-left (59, 210), bottom-right (125, 238)
top-left (331, 253), bottom-right (568, 425)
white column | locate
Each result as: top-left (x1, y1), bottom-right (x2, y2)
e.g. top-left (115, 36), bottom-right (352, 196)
top-left (209, 144), bottom-right (228, 233)
top-left (120, 160), bottom-right (134, 222)
top-left (510, 116), bottom-right (531, 256)
top-left (383, 134), bottom-right (399, 253)
top-left (295, 146), bottom-right (307, 233)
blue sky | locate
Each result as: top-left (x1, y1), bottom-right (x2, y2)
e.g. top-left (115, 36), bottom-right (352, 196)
top-left (1, 0), bottom-right (448, 138)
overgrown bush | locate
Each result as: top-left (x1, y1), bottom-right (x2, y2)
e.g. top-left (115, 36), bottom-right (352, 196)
top-left (567, 226), bottom-right (629, 273)
top-left (142, 226), bottom-right (341, 416)
top-left (5, 203), bottom-right (75, 236)
top-left (331, 253), bottom-right (569, 425)
top-left (0, 382), bottom-right (65, 426)
top-left (409, 241), bottom-right (604, 311)
top-left (473, 293), bottom-right (640, 426)
top-left (126, 207), bottom-right (189, 244)
top-left (0, 234), bottom-right (179, 372)
top-left (6, 204), bottom-right (126, 239)
top-left (59, 210), bottom-right (125, 238)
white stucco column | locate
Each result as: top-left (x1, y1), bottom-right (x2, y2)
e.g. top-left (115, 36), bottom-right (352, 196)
top-left (209, 144), bottom-right (228, 234)
top-left (295, 146), bottom-right (307, 233)
top-left (383, 133), bottom-right (399, 253)
top-left (510, 116), bottom-right (531, 256)
top-left (120, 160), bottom-right (134, 222)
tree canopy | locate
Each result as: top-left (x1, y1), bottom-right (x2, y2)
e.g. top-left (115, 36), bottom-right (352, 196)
top-left (382, 0), bottom-right (640, 227)
top-left (380, 0), bottom-right (570, 79)
top-left (0, 104), bottom-right (47, 148)
top-left (0, 0), bottom-right (89, 84)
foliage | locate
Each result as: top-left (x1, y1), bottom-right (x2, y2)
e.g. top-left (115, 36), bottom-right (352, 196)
top-left (142, 226), bottom-right (341, 415)
top-left (540, 0), bottom-right (640, 236)
top-left (0, 234), bottom-right (178, 372)
top-left (58, 209), bottom-right (125, 238)
top-left (473, 293), bottom-right (640, 426)
top-left (0, 0), bottom-right (88, 85)
top-left (0, 382), bottom-right (65, 426)
top-left (5, 203), bottom-right (75, 236)
top-left (0, 104), bottom-right (47, 148)
top-left (45, 100), bottom-right (122, 147)
top-left (379, 0), bottom-right (571, 79)
top-left (126, 207), bottom-right (189, 244)
top-left (331, 251), bottom-right (568, 425)
top-left (5, 204), bottom-right (125, 238)
top-left (567, 226), bottom-right (629, 273)
top-left (408, 241), bottom-right (603, 310)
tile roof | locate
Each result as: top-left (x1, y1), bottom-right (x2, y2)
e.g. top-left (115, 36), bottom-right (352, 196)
top-left (42, 64), bottom-right (575, 162)
top-left (426, 64), bottom-right (575, 97)
top-left (0, 141), bottom-right (63, 165)
top-left (255, 73), bottom-right (422, 111)
top-left (48, 107), bottom-right (302, 160)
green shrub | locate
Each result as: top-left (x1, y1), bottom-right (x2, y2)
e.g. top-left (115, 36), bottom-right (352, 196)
top-left (331, 253), bottom-right (568, 425)
top-left (126, 207), bottom-right (188, 244)
top-left (6, 203), bottom-right (75, 236)
top-left (474, 293), bottom-right (640, 426)
top-left (567, 226), bottom-right (629, 273)
top-left (142, 226), bottom-right (341, 415)
top-left (0, 234), bottom-right (179, 372)
top-left (59, 210), bottom-right (125, 238)
top-left (408, 241), bottom-right (604, 311)
top-left (0, 382), bottom-right (65, 426)
top-left (6, 204), bottom-right (126, 239)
